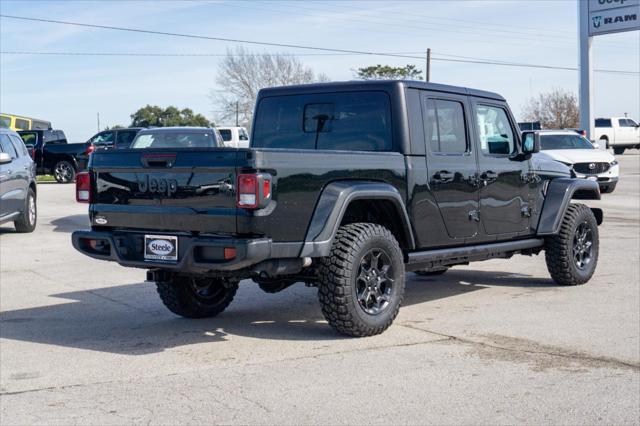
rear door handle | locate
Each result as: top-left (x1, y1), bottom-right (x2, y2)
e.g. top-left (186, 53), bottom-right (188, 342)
top-left (433, 171), bottom-right (455, 182)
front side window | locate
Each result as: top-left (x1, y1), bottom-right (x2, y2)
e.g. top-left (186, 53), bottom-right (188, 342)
top-left (130, 131), bottom-right (217, 149)
top-left (475, 105), bottom-right (515, 155)
top-left (0, 134), bottom-right (18, 158)
top-left (424, 99), bottom-right (467, 154)
top-left (253, 91), bottom-right (392, 152)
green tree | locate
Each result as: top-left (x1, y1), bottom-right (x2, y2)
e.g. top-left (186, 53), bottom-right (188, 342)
top-left (130, 105), bottom-right (213, 127)
top-left (354, 64), bottom-right (422, 80)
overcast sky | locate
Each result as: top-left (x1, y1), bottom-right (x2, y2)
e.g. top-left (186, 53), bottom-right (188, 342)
top-left (1, 0), bottom-right (639, 142)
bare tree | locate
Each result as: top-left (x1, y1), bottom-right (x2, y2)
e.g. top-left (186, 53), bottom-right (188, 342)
top-left (522, 89), bottom-right (579, 129)
top-left (211, 47), bottom-right (328, 128)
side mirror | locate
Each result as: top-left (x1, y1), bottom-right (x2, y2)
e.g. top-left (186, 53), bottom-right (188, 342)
top-left (522, 131), bottom-right (541, 154)
top-left (0, 152), bottom-right (12, 164)
top-left (591, 141), bottom-right (600, 149)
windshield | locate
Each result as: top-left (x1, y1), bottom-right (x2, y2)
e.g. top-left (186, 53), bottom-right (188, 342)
top-left (541, 134), bottom-right (593, 150)
top-left (130, 131), bottom-right (218, 149)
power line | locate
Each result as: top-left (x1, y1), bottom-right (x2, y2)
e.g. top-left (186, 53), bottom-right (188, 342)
top-left (2, 50), bottom-right (638, 76)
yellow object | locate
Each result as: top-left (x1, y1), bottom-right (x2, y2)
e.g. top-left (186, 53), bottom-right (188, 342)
top-left (0, 113), bottom-right (51, 131)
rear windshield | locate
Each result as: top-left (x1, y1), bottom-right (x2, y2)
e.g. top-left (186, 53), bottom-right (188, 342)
top-left (130, 131), bottom-right (218, 149)
top-left (252, 91), bottom-right (392, 151)
top-left (541, 134), bottom-right (593, 150)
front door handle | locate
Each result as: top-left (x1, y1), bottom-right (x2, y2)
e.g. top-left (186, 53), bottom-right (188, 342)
top-left (433, 171), bottom-right (455, 182)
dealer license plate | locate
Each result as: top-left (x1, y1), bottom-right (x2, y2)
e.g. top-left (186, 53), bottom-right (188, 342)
top-left (144, 234), bottom-right (178, 262)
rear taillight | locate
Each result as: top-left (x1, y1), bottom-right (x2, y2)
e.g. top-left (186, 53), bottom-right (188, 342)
top-left (30, 147), bottom-right (35, 159)
top-left (237, 173), bottom-right (271, 209)
top-left (84, 144), bottom-right (95, 156)
top-left (76, 171), bottom-right (92, 203)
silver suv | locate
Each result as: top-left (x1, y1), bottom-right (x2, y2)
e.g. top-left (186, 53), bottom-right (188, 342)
top-left (0, 128), bottom-right (37, 232)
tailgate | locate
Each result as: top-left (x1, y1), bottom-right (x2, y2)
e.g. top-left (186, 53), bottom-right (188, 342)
top-left (90, 149), bottom-right (242, 233)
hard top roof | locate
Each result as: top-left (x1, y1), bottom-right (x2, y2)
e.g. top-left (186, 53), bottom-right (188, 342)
top-left (257, 80), bottom-right (505, 101)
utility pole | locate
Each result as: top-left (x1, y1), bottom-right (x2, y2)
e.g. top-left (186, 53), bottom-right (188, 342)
top-left (425, 48), bottom-right (431, 83)
top-left (97, 112), bottom-right (100, 131)
top-left (235, 101), bottom-right (239, 126)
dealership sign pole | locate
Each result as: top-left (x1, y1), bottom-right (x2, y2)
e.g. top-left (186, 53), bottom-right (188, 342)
top-left (579, 0), bottom-right (640, 140)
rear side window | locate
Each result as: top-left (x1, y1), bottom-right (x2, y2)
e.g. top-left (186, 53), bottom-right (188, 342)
top-left (253, 91), bottom-right (392, 152)
top-left (424, 99), bottom-right (467, 154)
top-left (475, 105), bottom-right (515, 155)
top-left (0, 116), bottom-right (10, 128)
top-left (595, 118), bottom-right (611, 128)
top-left (0, 134), bottom-right (18, 158)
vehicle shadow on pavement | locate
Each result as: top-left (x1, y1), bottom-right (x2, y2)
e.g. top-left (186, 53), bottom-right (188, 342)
top-left (50, 214), bottom-right (90, 233)
top-left (0, 269), bottom-right (554, 354)
top-left (0, 226), bottom-right (17, 234)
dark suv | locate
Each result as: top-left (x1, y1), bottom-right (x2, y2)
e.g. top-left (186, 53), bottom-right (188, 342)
top-left (76, 128), bottom-right (144, 170)
top-left (72, 81), bottom-right (603, 337)
top-left (0, 129), bottom-right (37, 232)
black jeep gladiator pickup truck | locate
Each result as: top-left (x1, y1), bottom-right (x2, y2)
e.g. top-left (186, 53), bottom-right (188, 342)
top-left (72, 81), bottom-right (603, 337)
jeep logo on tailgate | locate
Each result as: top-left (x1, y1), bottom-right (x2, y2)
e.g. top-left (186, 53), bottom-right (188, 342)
top-left (137, 175), bottom-right (178, 197)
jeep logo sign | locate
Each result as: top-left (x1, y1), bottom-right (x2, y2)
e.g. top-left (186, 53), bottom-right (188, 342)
top-left (148, 239), bottom-right (174, 256)
top-left (137, 175), bottom-right (178, 197)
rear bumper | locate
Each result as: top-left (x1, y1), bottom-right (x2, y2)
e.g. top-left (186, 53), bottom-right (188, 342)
top-left (71, 230), bottom-right (301, 274)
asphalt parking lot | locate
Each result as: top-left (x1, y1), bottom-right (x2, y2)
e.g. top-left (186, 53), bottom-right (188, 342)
top-left (1, 153), bottom-right (639, 424)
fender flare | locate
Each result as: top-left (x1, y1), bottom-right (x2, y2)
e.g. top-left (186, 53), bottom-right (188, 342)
top-left (299, 181), bottom-right (415, 257)
top-left (537, 178), bottom-right (602, 236)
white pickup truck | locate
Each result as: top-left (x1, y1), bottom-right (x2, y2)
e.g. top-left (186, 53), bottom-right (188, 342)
top-left (594, 117), bottom-right (640, 155)
top-left (216, 126), bottom-right (250, 148)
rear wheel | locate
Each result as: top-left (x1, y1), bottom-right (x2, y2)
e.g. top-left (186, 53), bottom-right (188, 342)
top-left (156, 275), bottom-right (238, 318)
top-left (613, 147), bottom-right (625, 155)
top-left (53, 160), bottom-right (76, 183)
top-left (14, 188), bottom-right (37, 233)
top-left (318, 223), bottom-right (405, 337)
top-left (545, 204), bottom-right (599, 286)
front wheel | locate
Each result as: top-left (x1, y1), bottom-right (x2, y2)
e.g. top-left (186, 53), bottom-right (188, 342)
top-left (545, 204), bottom-right (599, 286)
top-left (318, 223), bottom-right (405, 337)
top-left (14, 188), bottom-right (37, 233)
top-left (600, 182), bottom-right (617, 194)
top-left (53, 160), bottom-right (76, 183)
top-left (156, 275), bottom-right (238, 318)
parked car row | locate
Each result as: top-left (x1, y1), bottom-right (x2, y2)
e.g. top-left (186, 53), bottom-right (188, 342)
top-left (13, 125), bottom-right (251, 183)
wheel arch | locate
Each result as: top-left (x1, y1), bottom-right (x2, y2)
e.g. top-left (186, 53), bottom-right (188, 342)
top-left (537, 178), bottom-right (602, 236)
top-left (300, 181), bottom-right (415, 257)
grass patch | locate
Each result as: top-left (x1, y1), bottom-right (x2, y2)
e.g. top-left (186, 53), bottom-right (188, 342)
top-left (37, 175), bottom-right (57, 183)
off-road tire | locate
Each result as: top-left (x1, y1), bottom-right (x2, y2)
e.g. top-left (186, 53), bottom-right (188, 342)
top-left (318, 223), bottom-right (405, 337)
top-left (545, 203), bottom-right (599, 286)
top-left (613, 147), bottom-right (625, 155)
top-left (156, 275), bottom-right (238, 318)
top-left (53, 160), bottom-right (76, 183)
top-left (414, 267), bottom-right (449, 276)
top-left (14, 188), bottom-right (37, 233)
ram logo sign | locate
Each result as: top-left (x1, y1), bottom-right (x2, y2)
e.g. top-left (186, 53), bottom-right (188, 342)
top-left (588, 0), bottom-right (640, 35)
